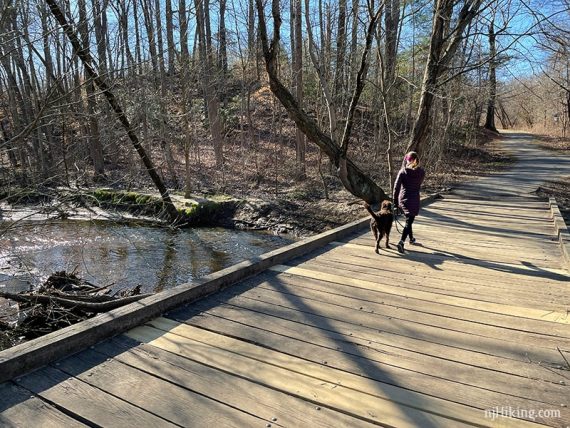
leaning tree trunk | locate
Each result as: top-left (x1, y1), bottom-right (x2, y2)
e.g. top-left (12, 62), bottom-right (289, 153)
top-left (256, 0), bottom-right (388, 204)
top-left (46, 0), bottom-right (180, 224)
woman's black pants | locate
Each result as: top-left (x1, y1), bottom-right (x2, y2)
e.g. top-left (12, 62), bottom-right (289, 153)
top-left (400, 215), bottom-right (416, 243)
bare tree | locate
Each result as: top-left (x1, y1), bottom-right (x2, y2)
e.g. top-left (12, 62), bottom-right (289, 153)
top-left (484, 17), bottom-right (498, 132)
top-left (256, 0), bottom-right (389, 204)
top-left (407, 0), bottom-right (486, 155)
top-left (45, 0), bottom-right (180, 223)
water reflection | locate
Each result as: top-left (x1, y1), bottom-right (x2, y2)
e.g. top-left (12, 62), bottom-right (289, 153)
top-left (0, 220), bottom-right (293, 294)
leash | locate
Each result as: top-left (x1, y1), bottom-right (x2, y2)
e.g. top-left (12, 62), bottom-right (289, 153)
top-left (393, 206), bottom-right (406, 233)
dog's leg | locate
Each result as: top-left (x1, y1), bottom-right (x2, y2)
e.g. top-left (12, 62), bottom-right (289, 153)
top-left (376, 231), bottom-right (384, 253)
top-left (370, 223), bottom-right (378, 242)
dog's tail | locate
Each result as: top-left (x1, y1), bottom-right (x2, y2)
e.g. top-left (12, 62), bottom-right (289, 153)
top-left (364, 203), bottom-right (381, 222)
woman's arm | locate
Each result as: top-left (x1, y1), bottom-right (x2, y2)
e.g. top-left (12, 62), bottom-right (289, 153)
top-left (393, 170), bottom-right (403, 203)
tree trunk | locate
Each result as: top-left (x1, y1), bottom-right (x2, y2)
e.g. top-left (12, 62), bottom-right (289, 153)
top-left (291, 0), bottom-right (305, 176)
top-left (117, 1), bottom-right (135, 75)
top-left (195, 0), bottom-right (224, 167)
top-left (165, 0), bottom-right (176, 75)
top-left (141, 0), bottom-right (159, 75)
top-left (247, 0), bottom-right (256, 63)
top-left (91, 0), bottom-right (108, 76)
top-left (133, 0), bottom-right (143, 72)
top-left (179, 0), bottom-right (189, 59)
top-left (407, 0), bottom-right (483, 155)
top-left (334, 0), bottom-right (347, 108)
top-left (256, 0), bottom-right (387, 204)
top-left (484, 19), bottom-right (498, 133)
top-left (78, 0), bottom-right (105, 178)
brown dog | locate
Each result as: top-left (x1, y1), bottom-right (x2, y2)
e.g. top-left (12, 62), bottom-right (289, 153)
top-left (365, 201), bottom-right (393, 253)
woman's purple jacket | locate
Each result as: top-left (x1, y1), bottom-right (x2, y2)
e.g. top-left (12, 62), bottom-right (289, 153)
top-left (393, 166), bottom-right (425, 216)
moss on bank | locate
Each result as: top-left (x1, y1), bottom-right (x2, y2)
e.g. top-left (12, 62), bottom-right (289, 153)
top-left (91, 189), bottom-right (241, 226)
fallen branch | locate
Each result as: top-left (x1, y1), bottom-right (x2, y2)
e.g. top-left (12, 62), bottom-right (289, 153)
top-left (0, 292), bottom-right (152, 313)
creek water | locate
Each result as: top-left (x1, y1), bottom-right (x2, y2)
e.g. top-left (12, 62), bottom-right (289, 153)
top-left (0, 220), bottom-right (293, 294)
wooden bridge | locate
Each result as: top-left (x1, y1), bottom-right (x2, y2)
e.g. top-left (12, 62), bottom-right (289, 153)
top-left (2, 133), bottom-right (570, 428)
top-left (1, 189), bottom-right (569, 427)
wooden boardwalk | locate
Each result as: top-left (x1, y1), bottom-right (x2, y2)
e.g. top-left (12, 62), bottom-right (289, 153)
top-left (1, 195), bottom-right (569, 427)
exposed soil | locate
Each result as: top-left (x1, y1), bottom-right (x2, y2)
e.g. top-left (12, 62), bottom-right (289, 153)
top-left (532, 134), bottom-right (570, 153)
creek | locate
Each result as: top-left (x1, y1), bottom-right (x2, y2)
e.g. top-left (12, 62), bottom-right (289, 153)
top-left (0, 220), bottom-right (293, 295)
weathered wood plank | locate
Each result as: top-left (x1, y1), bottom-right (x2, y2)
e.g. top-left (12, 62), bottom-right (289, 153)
top-left (331, 242), bottom-right (569, 283)
top-left (14, 366), bottom-right (174, 428)
top-left (132, 319), bottom-right (553, 428)
top-left (324, 244), bottom-right (569, 289)
top-left (221, 281), bottom-right (569, 367)
top-left (94, 335), bottom-right (376, 427)
top-left (126, 326), bottom-right (471, 428)
top-left (348, 234), bottom-right (559, 262)
top-left (270, 265), bottom-right (570, 324)
top-left (298, 253), bottom-right (568, 308)
top-left (55, 348), bottom-right (264, 427)
top-left (0, 382), bottom-right (87, 428)
top-left (337, 242), bottom-right (567, 275)
top-left (177, 289), bottom-right (567, 383)
top-left (167, 302), bottom-right (569, 408)
top-left (257, 268), bottom-right (570, 339)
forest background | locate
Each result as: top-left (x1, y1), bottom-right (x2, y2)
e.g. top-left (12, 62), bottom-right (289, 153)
top-left (0, 0), bottom-right (569, 233)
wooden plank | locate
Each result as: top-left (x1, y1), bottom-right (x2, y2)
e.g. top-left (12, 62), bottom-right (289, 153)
top-left (404, 215), bottom-right (557, 231)
top-left (55, 348), bottom-right (264, 427)
top-left (271, 265), bottom-right (570, 325)
top-left (325, 244), bottom-right (569, 289)
top-left (346, 238), bottom-right (560, 268)
top-left (169, 302), bottom-right (570, 408)
top-left (185, 289), bottom-right (568, 383)
top-left (428, 205), bottom-right (553, 220)
top-left (225, 280), bottom-right (570, 367)
top-left (95, 335), bottom-right (376, 427)
top-left (296, 250), bottom-right (568, 303)
top-left (323, 244), bottom-right (561, 284)
top-left (258, 268), bottom-right (570, 339)
top-left (133, 319), bottom-right (553, 428)
top-left (15, 365), bottom-right (175, 428)
top-left (324, 243), bottom-right (569, 290)
top-left (410, 222), bottom-right (555, 242)
top-left (384, 229), bottom-right (560, 251)
top-left (350, 231), bottom-right (558, 256)
top-left (0, 382), bottom-right (87, 428)
top-left (126, 326), bottom-right (472, 428)
top-left (341, 240), bottom-right (564, 273)
top-left (348, 234), bottom-right (559, 262)
top-left (253, 272), bottom-right (570, 354)
top-left (435, 198), bottom-right (549, 208)
top-left (405, 224), bottom-right (559, 244)
top-left (422, 208), bottom-right (554, 224)
top-left (301, 253), bottom-right (569, 308)
top-left (416, 213), bottom-right (554, 230)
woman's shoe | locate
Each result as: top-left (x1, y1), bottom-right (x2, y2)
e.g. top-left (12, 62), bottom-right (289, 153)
top-left (397, 241), bottom-right (405, 254)
top-left (410, 237), bottom-right (417, 245)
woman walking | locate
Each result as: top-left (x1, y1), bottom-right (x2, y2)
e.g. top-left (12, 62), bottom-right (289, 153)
top-left (393, 151), bottom-right (425, 254)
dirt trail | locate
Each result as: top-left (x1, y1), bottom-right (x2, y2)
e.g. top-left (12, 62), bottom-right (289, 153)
top-left (450, 131), bottom-right (570, 200)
